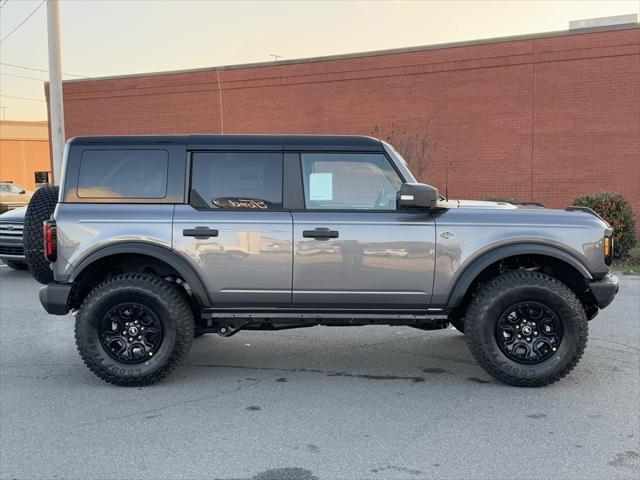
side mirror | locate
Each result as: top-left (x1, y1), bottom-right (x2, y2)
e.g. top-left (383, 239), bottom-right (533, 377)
top-left (397, 183), bottom-right (439, 210)
top-left (19, 190), bottom-right (26, 194)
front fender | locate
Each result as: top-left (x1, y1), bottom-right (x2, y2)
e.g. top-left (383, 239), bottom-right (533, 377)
top-left (443, 243), bottom-right (593, 308)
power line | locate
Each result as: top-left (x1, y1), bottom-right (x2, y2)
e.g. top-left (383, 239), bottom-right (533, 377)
top-left (0, 0), bottom-right (45, 44)
top-left (0, 71), bottom-right (47, 81)
top-left (0, 94), bottom-right (45, 102)
top-left (0, 62), bottom-right (87, 78)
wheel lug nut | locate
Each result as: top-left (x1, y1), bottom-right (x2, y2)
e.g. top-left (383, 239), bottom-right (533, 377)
top-left (516, 326), bottom-right (520, 329)
top-left (517, 334), bottom-right (522, 338)
top-left (129, 338), bottom-right (133, 342)
top-left (138, 336), bottom-right (142, 340)
top-left (526, 337), bottom-right (531, 341)
top-left (122, 331), bottom-right (126, 335)
top-left (534, 331), bottom-right (538, 335)
top-left (141, 327), bottom-right (145, 331)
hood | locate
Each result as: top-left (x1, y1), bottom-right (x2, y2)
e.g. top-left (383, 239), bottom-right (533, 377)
top-left (454, 199), bottom-right (519, 209)
top-left (438, 199), bottom-right (520, 209)
top-left (0, 206), bottom-right (26, 222)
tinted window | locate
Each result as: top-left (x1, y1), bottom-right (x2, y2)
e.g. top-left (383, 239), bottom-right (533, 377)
top-left (77, 150), bottom-right (168, 199)
top-left (301, 153), bottom-right (402, 210)
top-left (190, 152), bottom-right (282, 209)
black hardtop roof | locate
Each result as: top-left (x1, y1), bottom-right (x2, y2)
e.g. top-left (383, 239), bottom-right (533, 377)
top-left (68, 134), bottom-right (384, 151)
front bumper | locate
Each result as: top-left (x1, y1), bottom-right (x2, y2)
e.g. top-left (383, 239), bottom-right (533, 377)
top-left (39, 282), bottom-right (73, 315)
top-left (589, 274), bottom-right (619, 309)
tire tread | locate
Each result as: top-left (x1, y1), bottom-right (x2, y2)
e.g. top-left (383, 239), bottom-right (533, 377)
top-left (23, 185), bottom-right (59, 284)
top-left (74, 273), bottom-right (194, 387)
top-left (465, 271), bottom-right (588, 387)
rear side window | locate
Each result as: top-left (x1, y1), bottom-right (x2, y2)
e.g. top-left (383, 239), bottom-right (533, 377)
top-left (190, 152), bottom-right (282, 209)
top-left (77, 150), bottom-right (169, 199)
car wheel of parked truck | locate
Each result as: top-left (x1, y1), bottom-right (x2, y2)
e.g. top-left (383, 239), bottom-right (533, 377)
top-left (24, 185), bottom-right (59, 284)
top-left (465, 271), bottom-right (588, 387)
top-left (74, 273), bottom-right (194, 386)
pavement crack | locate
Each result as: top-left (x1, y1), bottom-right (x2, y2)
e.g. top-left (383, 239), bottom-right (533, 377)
top-left (591, 337), bottom-right (640, 353)
top-left (73, 378), bottom-right (264, 429)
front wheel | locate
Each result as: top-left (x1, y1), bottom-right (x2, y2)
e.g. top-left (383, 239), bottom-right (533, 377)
top-left (75, 273), bottom-right (194, 386)
top-left (465, 271), bottom-right (588, 387)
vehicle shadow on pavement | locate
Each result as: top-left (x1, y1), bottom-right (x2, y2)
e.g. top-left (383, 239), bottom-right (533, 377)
top-left (178, 328), bottom-right (490, 386)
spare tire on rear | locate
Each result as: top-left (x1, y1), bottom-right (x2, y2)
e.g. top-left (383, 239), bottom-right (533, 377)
top-left (24, 185), bottom-right (59, 284)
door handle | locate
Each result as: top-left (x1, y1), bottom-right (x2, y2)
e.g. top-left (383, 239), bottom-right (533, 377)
top-left (183, 227), bottom-right (219, 239)
top-left (302, 228), bottom-right (339, 240)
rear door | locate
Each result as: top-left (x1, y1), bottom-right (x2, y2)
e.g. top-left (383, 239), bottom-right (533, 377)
top-left (291, 152), bottom-right (436, 309)
top-left (172, 151), bottom-right (293, 308)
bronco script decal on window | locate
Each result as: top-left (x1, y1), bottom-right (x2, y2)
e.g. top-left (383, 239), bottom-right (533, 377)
top-left (212, 197), bottom-right (271, 209)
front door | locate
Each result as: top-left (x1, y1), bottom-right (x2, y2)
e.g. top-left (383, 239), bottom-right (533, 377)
top-left (292, 152), bottom-right (436, 309)
top-left (173, 151), bottom-right (292, 308)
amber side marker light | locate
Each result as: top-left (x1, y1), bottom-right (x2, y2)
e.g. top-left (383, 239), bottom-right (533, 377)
top-left (604, 236), bottom-right (613, 266)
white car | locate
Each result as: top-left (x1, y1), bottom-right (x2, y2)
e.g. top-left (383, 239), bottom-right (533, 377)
top-left (0, 183), bottom-right (32, 210)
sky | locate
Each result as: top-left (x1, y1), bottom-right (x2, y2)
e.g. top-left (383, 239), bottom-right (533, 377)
top-left (0, 0), bottom-right (638, 121)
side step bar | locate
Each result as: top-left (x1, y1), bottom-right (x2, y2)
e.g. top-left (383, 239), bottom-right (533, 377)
top-left (206, 312), bottom-right (448, 320)
top-left (197, 310), bottom-right (451, 336)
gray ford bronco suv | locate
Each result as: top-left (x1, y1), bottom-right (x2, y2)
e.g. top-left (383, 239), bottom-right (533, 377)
top-left (25, 135), bottom-right (619, 387)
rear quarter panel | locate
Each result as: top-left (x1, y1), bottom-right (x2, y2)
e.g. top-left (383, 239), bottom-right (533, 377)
top-left (53, 204), bottom-right (175, 281)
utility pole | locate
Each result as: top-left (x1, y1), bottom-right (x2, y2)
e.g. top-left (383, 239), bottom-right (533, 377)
top-left (47, 0), bottom-right (65, 185)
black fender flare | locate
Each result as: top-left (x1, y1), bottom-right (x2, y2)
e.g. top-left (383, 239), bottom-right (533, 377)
top-left (446, 243), bottom-right (593, 308)
top-left (70, 242), bottom-right (211, 307)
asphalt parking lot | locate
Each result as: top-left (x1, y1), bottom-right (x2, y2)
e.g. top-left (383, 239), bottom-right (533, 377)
top-left (0, 265), bottom-right (638, 480)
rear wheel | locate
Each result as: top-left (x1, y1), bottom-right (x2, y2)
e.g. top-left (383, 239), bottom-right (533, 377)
top-left (465, 271), bottom-right (587, 387)
top-left (23, 185), bottom-right (59, 284)
top-left (75, 273), bottom-right (194, 386)
top-left (5, 261), bottom-right (28, 270)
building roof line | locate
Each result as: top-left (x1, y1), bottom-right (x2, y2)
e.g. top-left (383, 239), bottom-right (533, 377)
top-left (57, 23), bottom-right (639, 85)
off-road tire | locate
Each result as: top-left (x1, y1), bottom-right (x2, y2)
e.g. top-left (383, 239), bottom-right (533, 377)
top-left (23, 185), bottom-right (59, 284)
top-left (465, 271), bottom-right (588, 387)
top-left (5, 261), bottom-right (28, 270)
top-left (449, 313), bottom-right (465, 334)
top-left (75, 273), bottom-right (194, 386)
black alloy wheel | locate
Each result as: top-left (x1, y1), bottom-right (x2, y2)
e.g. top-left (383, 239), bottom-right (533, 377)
top-left (99, 303), bottom-right (164, 364)
top-left (495, 301), bottom-right (562, 364)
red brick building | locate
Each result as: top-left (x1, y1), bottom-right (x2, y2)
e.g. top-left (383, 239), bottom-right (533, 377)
top-left (50, 25), bottom-right (640, 218)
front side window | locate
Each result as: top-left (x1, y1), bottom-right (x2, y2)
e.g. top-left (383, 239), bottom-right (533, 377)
top-left (301, 153), bottom-right (402, 210)
top-left (77, 149), bottom-right (168, 199)
top-left (190, 152), bottom-right (282, 210)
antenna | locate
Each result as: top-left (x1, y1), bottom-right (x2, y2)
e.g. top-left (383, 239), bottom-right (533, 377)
top-left (269, 54), bottom-right (282, 62)
top-left (445, 161), bottom-right (449, 201)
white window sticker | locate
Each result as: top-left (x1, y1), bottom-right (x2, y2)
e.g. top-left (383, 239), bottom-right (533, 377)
top-left (309, 172), bottom-right (333, 201)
